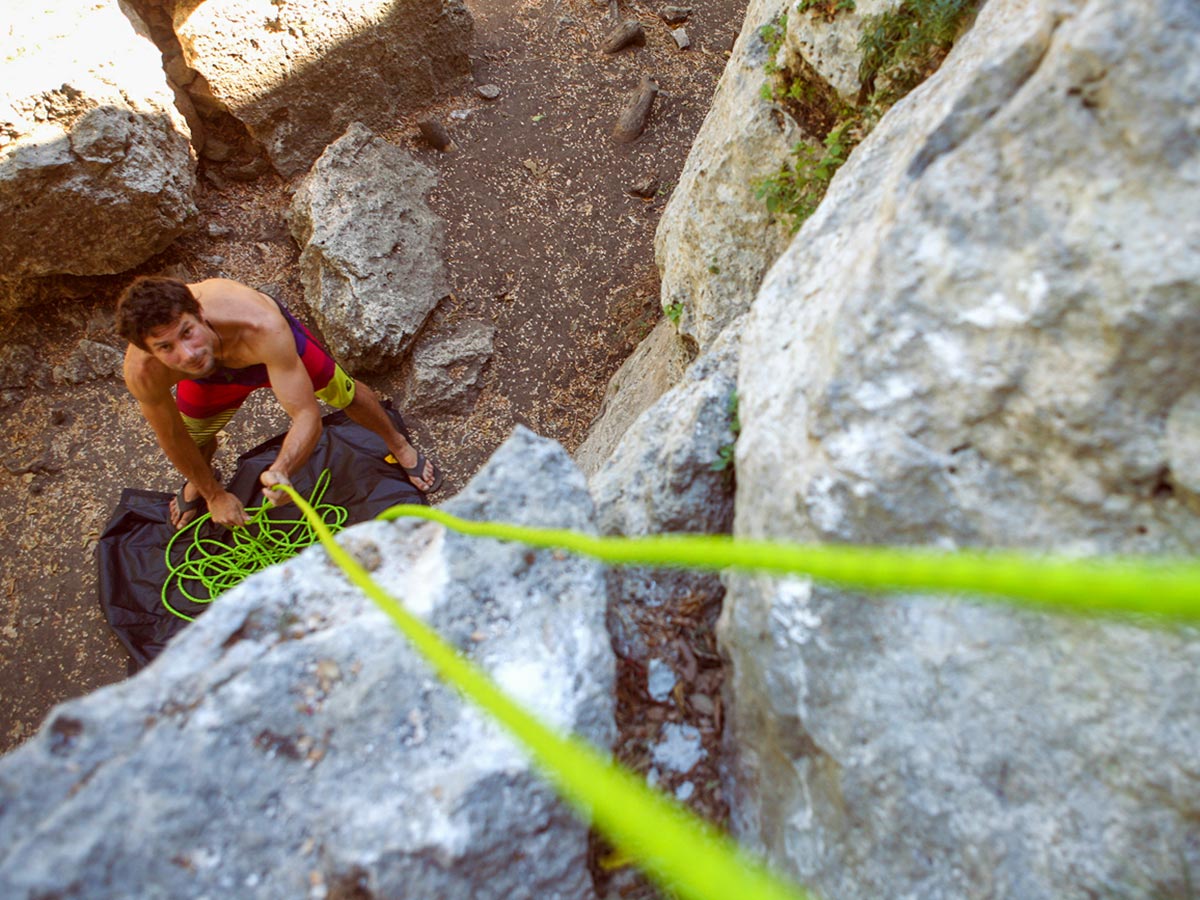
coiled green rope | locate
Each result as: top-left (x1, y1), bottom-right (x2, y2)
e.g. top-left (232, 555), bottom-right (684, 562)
top-left (162, 470), bottom-right (348, 621)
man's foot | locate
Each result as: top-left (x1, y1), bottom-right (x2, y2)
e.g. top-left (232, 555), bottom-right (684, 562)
top-left (170, 482), bottom-right (207, 530)
top-left (388, 448), bottom-right (444, 494)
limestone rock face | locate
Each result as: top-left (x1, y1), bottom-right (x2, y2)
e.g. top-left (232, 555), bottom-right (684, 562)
top-left (654, 0), bottom-right (799, 351)
top-left (289, 124), bottom-right (451, 373)
top-left (591, 321), bottom-right (741, 541)
top-left (724, 0), bottom-right (1200, 897)
top-left (590, 322), bottom-right (740, 662)
top-left (0, 428), bottom-right (613, 900)
top-left (174, 0), bottom-right (473, 178)
top-left (573, 319), bottom-right (693, 478)
top-left (782, 0), bottom-right (902, 101)
top-left (0, 0), bottom-right (197, 309)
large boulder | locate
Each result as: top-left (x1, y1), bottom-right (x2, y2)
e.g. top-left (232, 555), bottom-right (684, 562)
top-left (654, 0), bottom-right (800, 352)
top-left (724, 0), bottom-right (1200, 897)
top-left (0, 0), bottom-right (197, 310)
top-left (0, 429), bottom-right (615, 899)
top-left (173, 0), bottom-right (473, 178)
top-left (289, 123), bottom-right (451, 373)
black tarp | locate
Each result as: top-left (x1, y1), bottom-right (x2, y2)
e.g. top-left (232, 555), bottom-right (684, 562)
top-left (97, 408), bottom-right (427, 671)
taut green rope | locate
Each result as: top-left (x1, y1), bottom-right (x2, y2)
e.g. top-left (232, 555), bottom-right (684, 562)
top-left (162, 470), bottom-right (348, 621)
top-left (377, 505), bottom-right (1200, 622)
top-left (279, 483), bottom-right (813, 900)
top-left (265, 480), bottom-right (1200, 900)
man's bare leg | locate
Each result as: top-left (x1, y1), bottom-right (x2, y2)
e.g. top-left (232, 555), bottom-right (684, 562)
top-left (169, 437), bottom-right (219, 528)
top-left (344, 381), bottom-right (437, 491)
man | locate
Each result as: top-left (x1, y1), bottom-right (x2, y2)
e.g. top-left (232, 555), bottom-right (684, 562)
top-left (117, 275), bottom-right (442, 529)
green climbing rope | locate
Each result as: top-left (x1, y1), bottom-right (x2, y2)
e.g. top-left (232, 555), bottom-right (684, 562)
top-left (377, 505), bottom-right (1200, 622)
top-left (272, 483), bottom-right (1200, 900)
top-left (162, 470), bottom-right (348, 621)
top-left (278, 482), bottom-right (813, 900)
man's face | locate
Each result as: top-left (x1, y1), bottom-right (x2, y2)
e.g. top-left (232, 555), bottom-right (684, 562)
top-left (145, 313), bottom-right (218, 377)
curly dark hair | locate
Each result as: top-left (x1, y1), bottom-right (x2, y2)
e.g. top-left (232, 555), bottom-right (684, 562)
top-left (115, 276), bottom-right (200, 351)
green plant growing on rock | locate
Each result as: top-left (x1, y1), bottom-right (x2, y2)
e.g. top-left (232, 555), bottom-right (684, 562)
top-left (711, 390), bottom-right (742, 476)
top-left (753, 0), bottom-right (981, 232)
top-left (758, 12), bottom-right (788, 78)
top-left (665, 301), bottom-right (684, 325)
top-left (753, 120), bottom-right (855, 232)
top-left (857, 0), bottom-right (982, 103)
top-left (797, 0), bottom-right (856, 22)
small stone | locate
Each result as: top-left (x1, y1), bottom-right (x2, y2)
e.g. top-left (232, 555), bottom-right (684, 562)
top-left (674, 781), bottom-right (695, 801)
top-left (671, 27), bottom-right (690, 50)
top-left (418, 119), bottom-right (453, 152)
top-left (627, 174), bottom-right (659, 198)
top-left (449, 109), bottom-right (471, 121)
top-left (660, 5), bottom-right (691, 25)
top-left (647, 658), bottom-right (676, 702)
top-left (224, 157), bottom-right (272, 182)
top-left (689, 693), bottom-right (715, 716)
top-left (200, 137), bottom-right (235, 162)
top-left (652, 723), bottom-right (705, 773)
top-left (477, 84), bottom-right (502, 100)
top-left (206, 223), bottom-right (233, 238)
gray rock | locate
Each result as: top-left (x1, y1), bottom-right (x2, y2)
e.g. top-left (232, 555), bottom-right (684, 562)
top-left (0, 428), bottom-right (614, 899)
top-left (573, 318), bottom-right (692, 479)
top-left (724, 0), bottom-right (1200, 897)
top-left (0, 0), bottom-right (198, 310)
top-left (399, 319), bottom-right (496, 417)
top-left (654, 0), bottom-right (800, 351)
top-left (591, 321), bottom-right (741, 540)
top-left (671, 27), bottom-right (691, 50)
top-left (660, 6), bottom-right (692, 26)
top-left (782, 0), bottom-right (902, 101)
top-left (0, 344), bottom-right (48, 390)
top-left (52, 339), bottom-right (124, 385)
top-left (646, 658), bottom-right (677, 703)
top-left (477, 83), bottom-right (503, 100)
top-left (590, 323), bottom-right (740, 661)
top-left (418, 118), bottom-right (454, 152)
top-left (1165, 391), bottom-right (1200, 496)
top-left (174, 0), bottom-right (473, 178)
top-left (651, 723), bottom-right (705, 773)
top-left (289, 123), bottom-right (451, 372)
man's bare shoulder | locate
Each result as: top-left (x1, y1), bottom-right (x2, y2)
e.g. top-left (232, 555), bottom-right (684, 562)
top-left (123, 344), bottom-right (176, 400)
top-left (194, 278), bottom-right (290, 355)
top-left (191, 278), bottom-right (274, 315)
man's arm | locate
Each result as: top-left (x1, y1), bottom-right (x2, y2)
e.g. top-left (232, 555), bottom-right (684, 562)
top-left (258, 334), bottom-right (323, 506)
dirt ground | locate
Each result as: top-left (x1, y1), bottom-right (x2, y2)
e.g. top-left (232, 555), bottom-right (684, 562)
top-left (0, 0), bottom-right (747, 880)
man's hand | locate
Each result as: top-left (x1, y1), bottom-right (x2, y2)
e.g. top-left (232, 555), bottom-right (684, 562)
top-left (208, 490), bottom-right (249, 529)
top-left (261, 469), bottom-right (293, 508)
